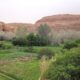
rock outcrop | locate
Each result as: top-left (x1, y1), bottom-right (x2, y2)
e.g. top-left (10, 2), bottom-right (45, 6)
top-left (0, 22), bottom-right (15, 32)
top-left (7, 23), bottom-right (34, 33)
top-left (35, 14), bottom-right (80, 31)
top-left (0, 14), bottom-right (80, 33)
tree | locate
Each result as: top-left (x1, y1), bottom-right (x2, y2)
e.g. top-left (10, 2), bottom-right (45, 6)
top-left (12, 27), bottom-right (27, 46)
top-left (16, 27), bottom-right (27, 38)
top-left (38, 24), bottom-right (51, 37)
top-left (37, 24), bottom-right (51, 45)
top-left (27, 33), bottom-right (37, 46)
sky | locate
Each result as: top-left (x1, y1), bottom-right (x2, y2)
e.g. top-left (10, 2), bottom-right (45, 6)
top-left (0, 0), bottom-right (80, 23)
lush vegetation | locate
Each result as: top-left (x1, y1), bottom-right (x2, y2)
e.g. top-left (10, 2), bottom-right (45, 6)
top-left (37, 48), bottom-right (54, 59)
top-left (0, 60), bottom-right (40, 80)
top-left (43, 47), bottom-right (80, 80)
top-left (0, 24), bottom-right (80, 80)
top-left (63, 41), bottom-right (78, 50)
top-left (0, 40), bottom-right (80, 80)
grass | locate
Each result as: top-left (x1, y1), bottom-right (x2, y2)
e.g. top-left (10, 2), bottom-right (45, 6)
top-left (0, 76), bottom-right (10, 80)
top-left (0, 49), bottom-right (36, 60)
top-left (0, 46), bottom-right (62, 80)
top-left (0, 46), bottom-right (42, 80)
top-left (0, 37), bottom-right (80, 80)
top-left (0, 46), bottom-right (62, 60)
top-left (0, 71), bottom-right (18, 80)
top-left (28, 46), bottom-right (62, 53)
top-left (0, 60), bottom-right (40, 80)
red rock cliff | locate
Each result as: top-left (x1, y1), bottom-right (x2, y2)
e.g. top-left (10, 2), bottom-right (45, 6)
top-left (0, 14), bottom-right (80, 33)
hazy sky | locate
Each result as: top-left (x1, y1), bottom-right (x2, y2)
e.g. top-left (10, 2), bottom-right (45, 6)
top-left (0, 0), bottom-right (80, 23)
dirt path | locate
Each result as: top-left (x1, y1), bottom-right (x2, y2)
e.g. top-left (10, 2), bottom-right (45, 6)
top-left (39, 57), bottom-right (56, 80)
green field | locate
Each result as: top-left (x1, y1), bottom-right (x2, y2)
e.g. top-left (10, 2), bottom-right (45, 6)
top-left (0, 60), bottom-right (40, 80)
top-left (0, 48), bottom-right (39, 80)
top-left (0, 46), bottom-right (60, 80)
top-left (0, 44), bottom-right (79, 80)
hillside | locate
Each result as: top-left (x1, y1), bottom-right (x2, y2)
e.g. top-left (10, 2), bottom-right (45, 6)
top-left (0, 14), bottom-right (80, 33)
top-left (36, 14), bottom-right (80, 31)
top-left (7, 23), bottom-right (34, 33)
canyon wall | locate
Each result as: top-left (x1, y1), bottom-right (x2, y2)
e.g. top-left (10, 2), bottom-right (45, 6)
top-left (0, 14), bottom-right (80, 33)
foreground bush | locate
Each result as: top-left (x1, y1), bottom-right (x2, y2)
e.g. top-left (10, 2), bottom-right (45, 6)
top-left (0, 41), bottom-right (13, 49)
top-left (37, 48), bottom-right (54, 59)
top-left (63, 41), bottom-right (78, 50)
top-left (43, 48), bottom-right (80, 80)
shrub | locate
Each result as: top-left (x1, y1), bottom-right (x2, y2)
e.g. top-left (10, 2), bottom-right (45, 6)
top-left (75, 39), bottom-right (80, 44)
top-left (51, 30), bottom-right (80, 45)
top-left (37, 48), bottom-right (54, 59)
top-left (26, 33), bottom-right (50, 46)
top-left (16, 27), bottom-right (27, 38)
top-left (63, 41), bottom-right (78, 50)
top-left (0, 36), bottom-right (7, 41)
top-left (12, 37), bottom-right (27, 46)
top-left (43, 48), bottom-right (80, 80)
top-left (0, 41), bottom-right (13, 49)
top-left (35, 34), bottom-right (51, 46)
top-left (23, 47), bottom-right (35, 53)
top-left (0, 31), bottom-right (15, 41)
top-left (27, 33), bottom-right (37, 46)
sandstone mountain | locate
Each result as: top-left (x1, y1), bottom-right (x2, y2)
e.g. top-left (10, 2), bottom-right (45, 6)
top-left (0, 22), bottom-right (15, 32)
top-left (0, 14), bottom-right (80, 33)
top-left (7, 23), bottom-right (34, 33)
top-left (36, 14), bottom-right (80, 31)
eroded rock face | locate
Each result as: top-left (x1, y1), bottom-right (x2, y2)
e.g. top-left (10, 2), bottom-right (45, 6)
top-left (7, 23), bottom-right (34, 33)
top-left (35, 14), bottom-right (80, 31)
top-left (0, 22), bottom-right (5, 31)
top-left (0, 14), bottom-right (80, 33)
top-left (0, 22), bottom-right (15, 32)
top-left (0, 22), bottom-right (34, 33)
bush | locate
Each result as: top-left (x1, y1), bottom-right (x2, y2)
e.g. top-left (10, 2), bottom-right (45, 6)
top-left (12, 37), bottom-right (27, 46)
top-left (0, 31), bottom-right (15, 41)
top-left (75, 39), bottom-right (80, 44)
top-left (37, 48), bottom-right (54, 59)
top-left (26, 33), bottom-right (50, 46)
top-left (0, 36), bottom-right (7, 41)
top-left (27, 33), bottom-right (37, 46)
top-left (23, 47), bottom-right (35, 53)
top-left (43, 48), bottom-right (80, 80)
top-left (51, 30), bottom-right (80, 45)
top-left (0, 41), bottom-right (13, 49)
top-left (63, 41), bottom-right (78, 50)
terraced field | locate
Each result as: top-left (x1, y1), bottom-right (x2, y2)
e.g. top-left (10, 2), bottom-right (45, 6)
top-left (0, 46), bottom-right (62, 80)
top-left (0, 60), bottom-right (40, 80)
top-left (0, 48), bottom-right (41, 80)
